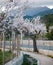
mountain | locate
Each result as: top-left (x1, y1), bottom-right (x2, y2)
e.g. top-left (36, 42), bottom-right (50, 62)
top-left (24, 6), bottom-right (50, 19)
top-left (8, 6), bottom-right (53, 19)
top-left (35, 9), bottom-right (53, 16)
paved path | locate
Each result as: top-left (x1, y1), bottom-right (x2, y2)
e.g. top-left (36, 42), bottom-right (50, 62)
top-left (23, 51), bottom-right (53, 65)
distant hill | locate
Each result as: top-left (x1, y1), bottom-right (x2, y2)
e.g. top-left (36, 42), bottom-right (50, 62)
top-left (24, 6), bottom-right (49, 16)
top-left (24, 7), bottom-right (53, 19)
top-left (8, 6), bottom-right (53, 20)
top-left (35, 9), bottom-right (53, 16)
top-left (40, 14), bottom-right (53, 25)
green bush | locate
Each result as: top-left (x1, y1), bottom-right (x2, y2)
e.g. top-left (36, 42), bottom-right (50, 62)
top-left (46, 30), bottom-right (53, 40)
top-left (22, 54), bottom-right (37, 65)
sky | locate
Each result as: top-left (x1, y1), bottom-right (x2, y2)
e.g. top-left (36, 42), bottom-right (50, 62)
top-left (21, 0), bottom-right (53, 9)
top-left (0, 0), bottom-right (53, 9)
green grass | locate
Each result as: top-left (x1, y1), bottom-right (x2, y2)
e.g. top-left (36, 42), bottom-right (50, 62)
top-left (0, 50), bottom-right (12, 65)
top-left (0, 50), bottom-right (3, 65)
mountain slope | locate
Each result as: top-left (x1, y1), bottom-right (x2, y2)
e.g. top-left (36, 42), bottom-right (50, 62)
top-left (24, 7), bottom-right (49, 16)
top-left (24, 8), bottom-right (53, 19)
top-left (36, 9), bottom-right (53, 16)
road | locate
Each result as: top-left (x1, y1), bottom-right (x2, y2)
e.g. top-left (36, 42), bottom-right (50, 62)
top-left (23, 51), bottom-right (53, 65)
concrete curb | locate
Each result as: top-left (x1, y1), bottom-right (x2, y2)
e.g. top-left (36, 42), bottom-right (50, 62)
top-left (23, 51), bottom-right (40, 65)
top-left (37, 58), bottom-right (41, 65)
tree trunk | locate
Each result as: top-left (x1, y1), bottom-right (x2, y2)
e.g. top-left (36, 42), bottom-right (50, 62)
top-left (33, 37), bottom-right (38, 52)
top-left (16, 34), bottom-right (20, 57)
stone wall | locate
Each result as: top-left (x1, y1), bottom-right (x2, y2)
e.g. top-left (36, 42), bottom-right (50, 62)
top-left (0, 40), bottom-right (53, 56)
top-left (21, 40), bottom-right (53, 56)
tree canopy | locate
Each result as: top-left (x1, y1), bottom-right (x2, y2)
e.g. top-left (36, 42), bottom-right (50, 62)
top-left (40, 14), bottom-right (53, 32)
top-left (40, 14), bottom-right (53, 40)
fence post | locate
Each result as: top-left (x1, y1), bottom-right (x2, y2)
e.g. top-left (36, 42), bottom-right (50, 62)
top-left (2, 32), bottom-right (5, 65)
top-left (16, 34), bottom-right (21, 57)
top-left (11, 31), bottom-right (15, 59)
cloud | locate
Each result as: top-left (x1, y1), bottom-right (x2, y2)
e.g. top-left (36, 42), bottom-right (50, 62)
top-left (27, 0), bottom-right (53, 8)
top-left (20, 0), bottom-right (53, 8)
top-left (0, 0), bottom-right (53, 8)
top-left (29, 0), bottom-right (53, 5)
top-left (0, 0), bottom-right (53, 5)
top-left (28, 0), bottom-right (53, 3)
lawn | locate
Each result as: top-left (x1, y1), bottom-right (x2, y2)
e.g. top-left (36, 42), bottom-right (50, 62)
top-left (0, 50), bottom-right (12, 65)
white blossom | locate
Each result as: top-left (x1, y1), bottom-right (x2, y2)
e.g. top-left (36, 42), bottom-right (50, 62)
top-left (0, 0), bottom-right (46, 35)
